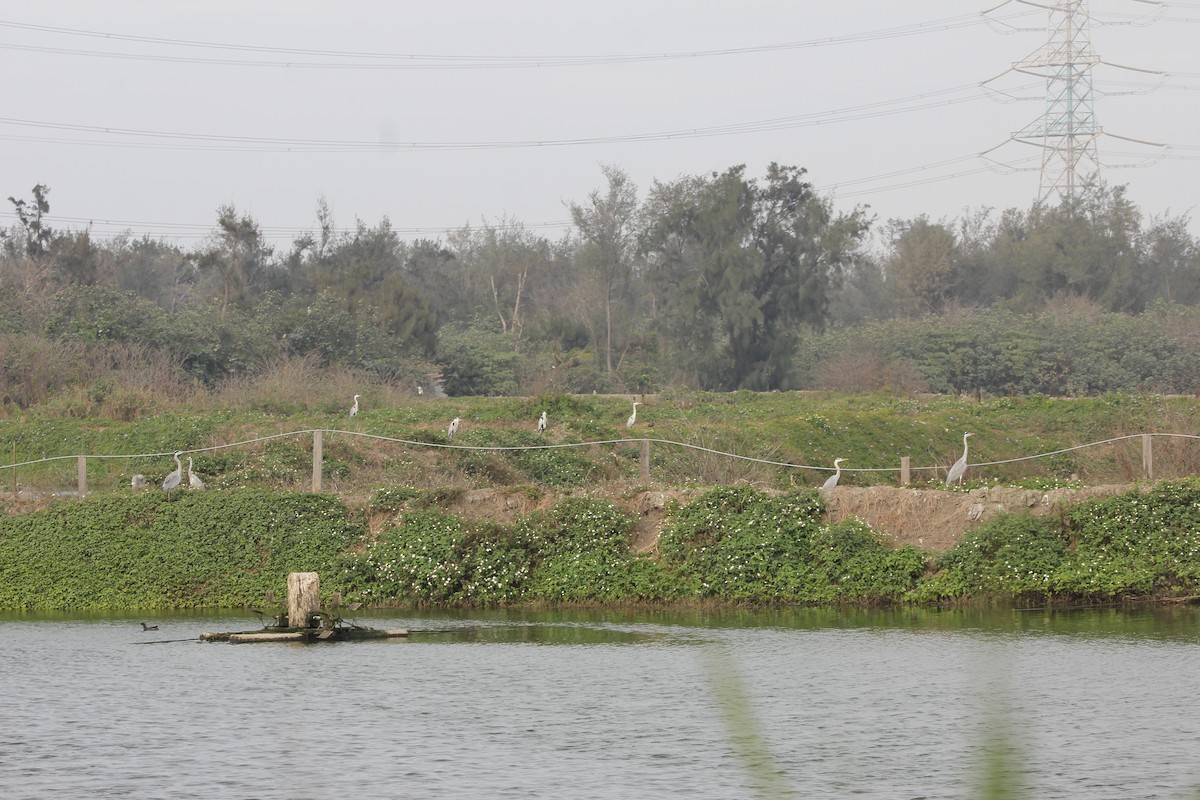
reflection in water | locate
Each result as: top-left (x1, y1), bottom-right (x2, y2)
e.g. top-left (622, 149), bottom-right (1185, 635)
top-left (3, 606), bottom-right (1200, 799)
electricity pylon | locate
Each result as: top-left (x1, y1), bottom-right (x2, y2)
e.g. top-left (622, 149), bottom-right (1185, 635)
top-left (1010, 0), bottom-right (1101, 205)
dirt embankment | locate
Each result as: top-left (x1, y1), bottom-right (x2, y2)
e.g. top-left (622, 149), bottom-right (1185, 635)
top-left (439, 484), bottom-right (1133, 555)
top-left (818, 485), bottom-right (1127, 551)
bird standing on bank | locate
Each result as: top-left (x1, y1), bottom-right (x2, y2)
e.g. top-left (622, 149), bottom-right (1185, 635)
top-left (821, 458), bottom-right (847, 491)
top-left (187, 457), bottom-right (205, 490)
top-left (349, 394), bottom-right (360, 417)
top-left (538, 410), bottom-right (547, 434)
top-left (161, 452), bottom-right (183, 492)
top-left (627, 401), bottom-right (641, 429)
top-left (448, 417), bottom-right (460, 439)
top-left (946, 432), bottom-right (973, 486)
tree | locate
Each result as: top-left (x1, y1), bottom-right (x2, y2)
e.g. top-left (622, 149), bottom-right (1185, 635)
top-left (198, 205), bottom-right (273, 322)
top-left (1140, 214), bottom-right (1200, 306)
top-left (49, 230), bottom-right (109, 287)
top-left (569, 164), bottom-right (639, 376)
top-left (3, 184), bottom-right (53, 260)
top-left (882, 215), bottom-right (959, 315)
top-left (641, 163), bottom-right (869, 390)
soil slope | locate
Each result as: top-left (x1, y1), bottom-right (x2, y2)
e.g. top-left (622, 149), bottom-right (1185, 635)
top-left (438, 484), bottom-right (1132, 555)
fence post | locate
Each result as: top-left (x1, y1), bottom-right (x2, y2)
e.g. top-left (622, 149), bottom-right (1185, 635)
top-left (312, 430), bottom-right (323, 492)
top-left (77, 456), bottom-right (87, 499)
top-left (900, 456), bottom-right (911, 487)
top-left (640, 439), bottom-right (650, 484)
top-left (1142, 434), bottom-right (1153, 481)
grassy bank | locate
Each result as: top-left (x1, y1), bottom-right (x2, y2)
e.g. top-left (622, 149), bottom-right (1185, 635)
top-left (4, 391), bottom-right (1200, 501)
top-left (3, 481), bottom-right (1200, 611)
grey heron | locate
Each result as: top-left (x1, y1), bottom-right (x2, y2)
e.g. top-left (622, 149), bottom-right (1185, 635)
top-left (627, 401), bottom-right (641, 429)
top-left (448, 417), bottom-right (460, 439)
top-left (946, 432), bottom-right (973, 486)
top-left (538, 410), bottom-right (547, 434)
top-left (161, 452), bottom-right (183, 492)
top-left (131, 474), bottom-right (147, 491)
top-left (187, 457), bottom-right (205, 490)
top-left (821, 458), bottom-right (848, 491)
top-left (349, 394), bottom-right (360, 417)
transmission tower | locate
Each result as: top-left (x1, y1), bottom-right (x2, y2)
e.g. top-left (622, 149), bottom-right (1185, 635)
top-left (1010, 0), bottom-right (1101, 205)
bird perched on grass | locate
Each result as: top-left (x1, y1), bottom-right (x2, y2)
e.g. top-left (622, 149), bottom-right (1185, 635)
top-left (131, 474), bottom-right (147, 491)
top-left (161, 452), bottom-right (183, 492)
top-left (627, 401), bottom-right (641, 429)
top-left (946, 432), bottom-right (973, 486)
top-left (821, 458), bottom-right (847, 491)
top-left (538, 410), bottom-right (547, 434)
top-left (187, 457), bottom-right (205, 490)
top-left (448, 417), bottom-right (460, 439)
top-left (349, 394), bottom-right (361, 417)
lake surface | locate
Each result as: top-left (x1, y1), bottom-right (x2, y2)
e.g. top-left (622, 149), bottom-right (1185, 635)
top-left (4, 606), bottom-right (1200, 799)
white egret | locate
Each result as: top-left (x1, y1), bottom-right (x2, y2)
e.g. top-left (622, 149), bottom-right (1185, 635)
top-left (131, 474), bottom-right (147, 491)
top-left (627, 401), bottom-right (641, 429)
top-left (161, 452), bottom-right (183, 492)
top-left (821, 458), bottom-right (847, 491)
top-left (187, 457), bottom-right (205, 490)
top-left (448, 417), bottom-right (460, 439)
top-left (946, 432), bottom-right (973, 486)
top-left (538, 410), bottom-right (547, 434)
top-left (417, 385), bottom-right (424, 395)
top-left (349, 394), bottom-right (360, 417)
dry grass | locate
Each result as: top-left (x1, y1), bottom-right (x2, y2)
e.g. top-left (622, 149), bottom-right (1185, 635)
top-left (209, 356), bottom-right (419, 415)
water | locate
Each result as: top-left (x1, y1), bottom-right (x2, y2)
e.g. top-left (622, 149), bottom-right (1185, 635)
top-left (4, 606), bottom-right (1200, 799)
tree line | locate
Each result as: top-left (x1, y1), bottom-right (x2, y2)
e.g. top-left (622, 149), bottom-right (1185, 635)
top-left (3, 167), bottom-right (1199, 408)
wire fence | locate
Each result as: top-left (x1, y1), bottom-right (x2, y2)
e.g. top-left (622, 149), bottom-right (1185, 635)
top-left (1, 428), bottom-right (1197, 498)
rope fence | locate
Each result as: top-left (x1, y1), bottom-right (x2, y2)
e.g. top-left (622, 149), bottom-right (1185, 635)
top-left (1, 429), bottom-right (1196, 498)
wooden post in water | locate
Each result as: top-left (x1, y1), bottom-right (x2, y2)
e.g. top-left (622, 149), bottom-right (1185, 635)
top-left (640, 439), bottom-right (650, 484)
top-left (287, 572), bottom-right (322, 628)
top-left (77, 456), bottom-right (87, 499)
top-left (1143, 434), bottom-right (1154, 481)
top-left (900, 456), bottom-right (911, 487)
top-left (311, 430), bottom-right (323, 492)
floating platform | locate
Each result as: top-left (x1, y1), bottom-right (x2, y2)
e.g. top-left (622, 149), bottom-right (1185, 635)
top-left (200, 627), bottom-right (409, 643)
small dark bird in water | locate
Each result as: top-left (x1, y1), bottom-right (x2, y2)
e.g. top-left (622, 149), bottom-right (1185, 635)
top-left (140, 622), bottom-right (159, 631)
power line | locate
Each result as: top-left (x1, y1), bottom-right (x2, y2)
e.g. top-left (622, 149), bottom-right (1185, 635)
top-left (0, 82), bottom-right (1004, 153)
top-left (0, 11), bottom-right (1029, 70)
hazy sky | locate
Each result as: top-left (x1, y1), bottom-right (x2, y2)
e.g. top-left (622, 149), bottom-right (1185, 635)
top-left (3, 1), bottom-right (1198, 250)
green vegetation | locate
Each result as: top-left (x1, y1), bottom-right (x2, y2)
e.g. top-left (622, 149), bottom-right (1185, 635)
top-left (658, 485), bottom-right (925, 602)
top-left (0, 490), bottom-right (358, 609)
top-left (4, 479), bottom-right (1200, 611)
top-left (913, 479), bottom-right (1200, 603)
top-left (4, 390), bottom-right (1199, 496)
top-left (5, 179), bottom-right (1200, 405)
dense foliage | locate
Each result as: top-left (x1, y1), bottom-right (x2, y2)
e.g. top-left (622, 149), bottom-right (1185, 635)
top-left (4, 176), bottom-right (1199, 405)
top-left (659, 485), bottom-right (924, 602)
top-left (913, 479), bottom-right (1200, 602)
top-left (4, 480), bottom-right (1200, 611)
top-left (0, 490), bottom-right (360, 609)
top-left (807, 303), bottom-right (1200, 395)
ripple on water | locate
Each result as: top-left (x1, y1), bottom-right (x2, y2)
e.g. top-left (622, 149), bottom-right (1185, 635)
top-left (4, 609), bottom-right (1200, 799)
